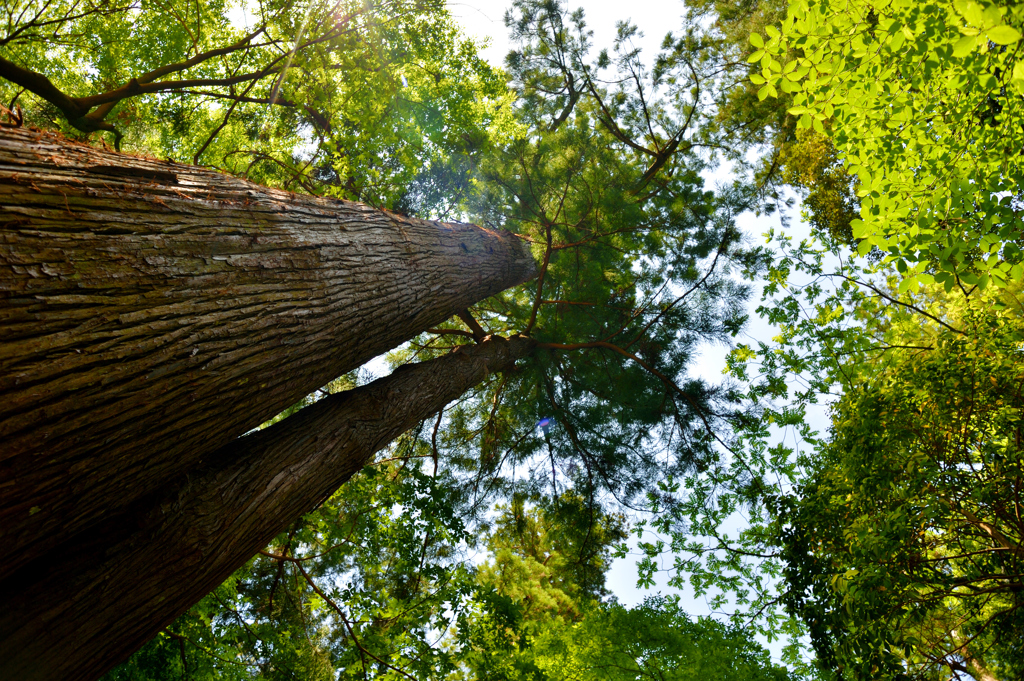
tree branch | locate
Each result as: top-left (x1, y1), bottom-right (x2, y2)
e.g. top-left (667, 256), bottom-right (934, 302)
top-left (457, 309), bottom-right (486, 342)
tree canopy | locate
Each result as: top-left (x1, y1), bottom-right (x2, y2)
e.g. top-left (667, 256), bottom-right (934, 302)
top-left (780, 302), bottom-right (1024, 679)
top-left (6, 0), bottom-right (1024, 679)
top-left (0, 0), bottom-right (511, 210)
top-left (751, 0), bottom-right (1024, 289)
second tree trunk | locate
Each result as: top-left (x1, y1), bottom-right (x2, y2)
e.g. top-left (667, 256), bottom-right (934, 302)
top-left (0, 334), bottom-right (537, 681)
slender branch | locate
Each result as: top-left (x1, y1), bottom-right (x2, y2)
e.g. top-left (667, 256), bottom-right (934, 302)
top-left (537, 340), bottom-right (725, 445)
top-left (626, 244), bottom-right (725, 350)
top-left (524, 219), bottom-right (554, 335)
top-left (457, 309), bottom-right (486, 343)
top-left (834, 271), bottom-right (965, 335)
top-left (98, 24), bottom-right (268, 96)
top-left (541, 299), bottom-right (598, 307)
top-left (426, 327), bottom-right (475, 338)
top-left (430, 407), bottom-right (444, 475)
top-left (0, 53), bottom-right (89, 121)
top-left (261, 550), bottom-right (418, 680)
top-left (948, 502), bottom-right (1024, 558)
top-left (193, 79), bottom-right (259, 165)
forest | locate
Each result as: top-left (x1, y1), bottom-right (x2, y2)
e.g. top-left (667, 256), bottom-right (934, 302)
top-left (0, 0), bottom-right (1022, 679)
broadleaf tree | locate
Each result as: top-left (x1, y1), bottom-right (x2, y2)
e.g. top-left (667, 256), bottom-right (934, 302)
top-left (618, 1), bottom-right (1024, 676)
top-left (640, 229), bottom-right (1024, 679)
top-left (0, 0), bottom-right (512, 209)
top-left (751, 0), bottom-right (1024, 289)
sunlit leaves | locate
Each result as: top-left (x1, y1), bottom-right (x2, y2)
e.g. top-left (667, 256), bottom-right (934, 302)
top-left (750, 0), bottom-right (1024, 290)
top-left (0, 0), bottom-right (509, 215)
top-left (527, 598), bottom-right (792, 681)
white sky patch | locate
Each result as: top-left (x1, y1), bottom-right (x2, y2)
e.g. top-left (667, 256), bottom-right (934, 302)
top-left (447, 0), bottom-right (684, 68)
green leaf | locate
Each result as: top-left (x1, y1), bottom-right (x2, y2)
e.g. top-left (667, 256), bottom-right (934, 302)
top-left (750, 32), bottom-right (764, 48)
top-left (952, 35), bottom-right (978, 57)
top-left (987, 25), bottom-right (1021, 45)
top-left (955, 0), bottom-right (985, 26)
top-left (757, 83), bottom-right (777, 100)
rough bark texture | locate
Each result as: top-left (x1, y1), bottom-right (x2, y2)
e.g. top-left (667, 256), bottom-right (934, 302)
top-left (0, 127), bottom-right (536, 578)
top-left (0, 334), bottom-right (536, 681)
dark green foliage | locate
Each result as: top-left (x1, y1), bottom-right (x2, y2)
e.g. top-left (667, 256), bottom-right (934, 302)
top-left (778, 313), bottom-right (1024, 680)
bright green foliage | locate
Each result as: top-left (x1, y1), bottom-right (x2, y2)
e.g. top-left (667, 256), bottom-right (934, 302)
top-left (777, 128), bottom-right (859, 243)
top-left (454, 495), bottom-right (626, 681)
top-left (752, 0), bottom-right (1024, 288)
top-left (528, 597), bottom-right (791, 681)
top-left (666, 0), bottom-right (861, 244)
top-left (0, 0), bottom-right (510, 212)
top-left (478, 493), bottom-right (627, 618)
top-left (454, 587), bottom-right (540, 681)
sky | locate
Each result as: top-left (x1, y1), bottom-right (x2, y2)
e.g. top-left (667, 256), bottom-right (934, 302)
top-left (447, 0), bottom-right (687, 68)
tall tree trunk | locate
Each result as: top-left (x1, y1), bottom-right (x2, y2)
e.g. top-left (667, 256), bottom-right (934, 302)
top-left (0, 128), bottom-right (535, 579)
top-left (0, 334), bottom-right (537, 681)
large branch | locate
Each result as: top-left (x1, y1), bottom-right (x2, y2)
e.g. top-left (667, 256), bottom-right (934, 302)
top-left (0, 53), bottom-right (91, 121)
top-left (948, 500), bottom-right (1024, 559)
top-left (111, 25), bottom-right (268, 90)
top-left (0, 25), bottom-right (277, 140)
top-left (0, 127), bottom-right (536, 580)
top-left (0, 8), bottom-right (372, 140)
top-left (0, 334), bottom-right (537, 681)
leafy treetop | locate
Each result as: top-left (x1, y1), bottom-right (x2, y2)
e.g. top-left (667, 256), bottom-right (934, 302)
top-left (0, 0), bottom-right (512, 213)
top-left (750, 0), bottom-right (1024, 290)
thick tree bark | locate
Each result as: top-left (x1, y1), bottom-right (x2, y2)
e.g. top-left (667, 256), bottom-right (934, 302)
top-left (0, 334), bottom-right (537, 681)
top-left (0, 128), bottom-right (536, 579)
